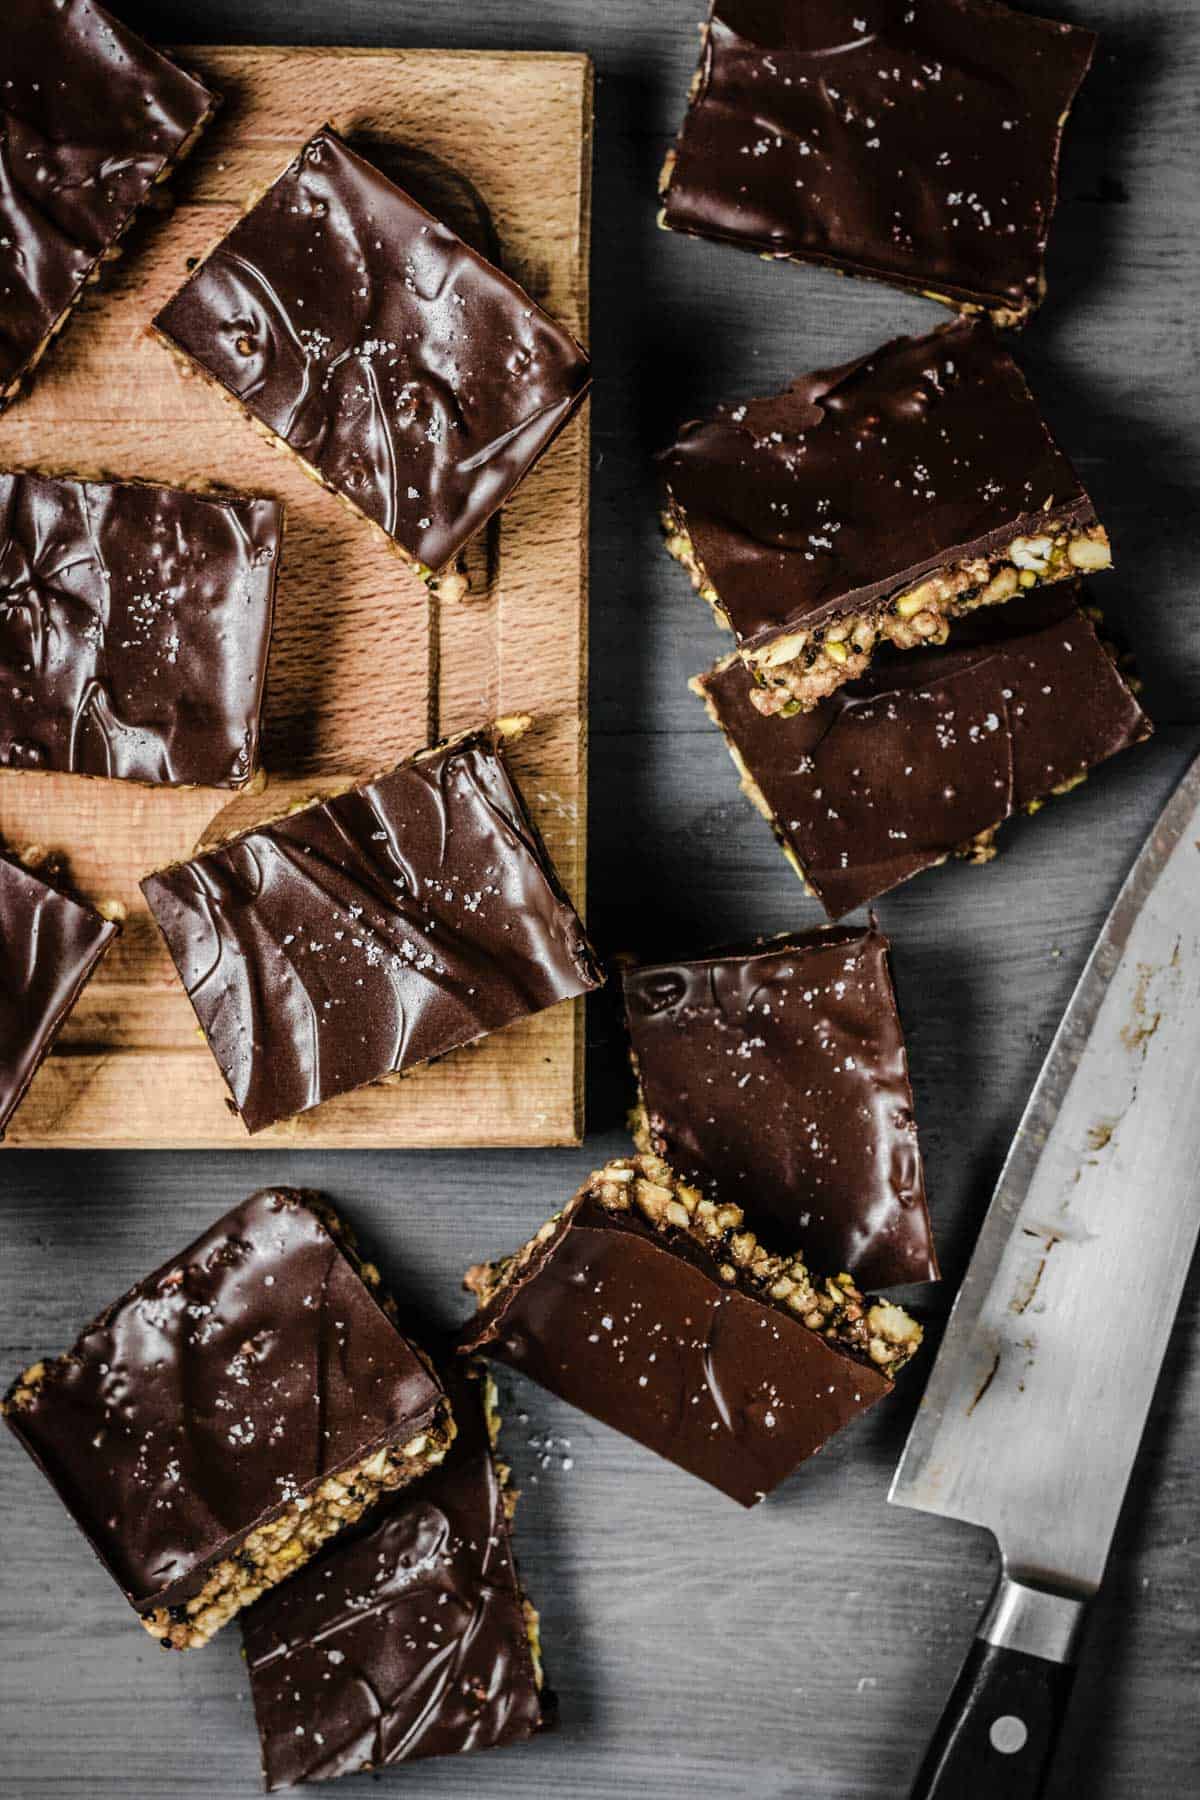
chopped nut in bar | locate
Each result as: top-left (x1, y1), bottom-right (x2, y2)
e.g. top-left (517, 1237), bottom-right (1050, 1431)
top-left (660, 319), bottom-right (1111, 713)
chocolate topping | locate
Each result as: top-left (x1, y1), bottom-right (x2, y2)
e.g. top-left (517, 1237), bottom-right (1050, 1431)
top-left (1, 0), bottom-right (217, 400)
top-left (2, 1189), bottom-right (445, 1615)
top-left (461, 1191), bottom-right (894, 1507)
top-left (0, 473), bottom-right (281, 786)
top-left (242, 1359), bottom-right (547, 1789)
top-left (154, 127), bottom-right (591, 574)
top-left (661, 318), bottom-right (1099, 652)
top-left (697, 590), bottom-right (1152, 919)
top-left (662, 0), bottom-right (1095, 321)
top-left (141, 730), bottom-right (603, 1134)
top-left (0, 854), bottom-right (117, 1137)
top-left (623, 923), bottom-right (936, 1287)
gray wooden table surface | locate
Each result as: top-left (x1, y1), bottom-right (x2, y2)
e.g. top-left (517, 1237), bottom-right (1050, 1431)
top-left (2, 3), bottom-right (1197, 1795)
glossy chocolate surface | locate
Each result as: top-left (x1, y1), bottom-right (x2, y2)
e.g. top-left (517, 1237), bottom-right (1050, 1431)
top-left (662, 0), bottom-right (1095, 319)
top-left (243, 1359), bottom-right (546, 1788)
top-left (0, 855), bottom-right (117, 1136)
top-left (461, 1196), bottom-right (891, 1506)
top-left (1, 0), bottom-right (216, 397)
top-left (142, 732), bottom-right (602, 1134)
top-left (661, 318), bottom-right (1098, 652)
top-left (154, 128), bottom-right (591, 573)
top-left (0, 474), bottom-right (280, 786)
top-left (623, 923), bottom-right (936, 1287)
top-left (3, 1189), bottom-right (445, 1613)
top-left (698, 590), bottom-right (1152, 919)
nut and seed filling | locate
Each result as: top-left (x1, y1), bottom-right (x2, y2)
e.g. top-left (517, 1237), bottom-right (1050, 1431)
top-left (522, 1599), bottom-right (546, 1689)
top-left (464, 1208), bottom-right (566, 1313)
top-left (663, 509), bottom-right (1112, 716)
top-left (5, 1360), bottom-right (47, 1412)
top-left (139, 1412), bottom-right (455, 1650)
top-left (4, 1198), bottom-right (454, 1655)
top-left (628, 1099), bottom-right (655, 1159)
top-left (587, 1154), bottom-right (921, 1375)
top-left (688, 668), bottom-right (825, 896)
top-left (923, 290), bottom-right (1040, 331)
top-left (475, 1366), bottom-right (545, 1692)
top-left (469, 1155), bottom-right (922, 1379)
top-left (661, 508), bottom-right (735, 636)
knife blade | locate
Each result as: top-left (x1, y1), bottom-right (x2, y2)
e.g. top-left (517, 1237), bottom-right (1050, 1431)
top-left (889, 747), bottom-right (1200, 1800)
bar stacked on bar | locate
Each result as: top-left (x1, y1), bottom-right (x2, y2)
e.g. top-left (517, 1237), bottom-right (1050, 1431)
top-left (2, 1189), bottom-right (454, 1649)
top-left (142, 725), bottom-right (603, 1133)
top-left (0, 474), bottom-right (281, 787)
top-left (154, 127), bottom-right (591, 591)
top-left (662, 319), bottom-right (1111, 716)
top-left (0, 853), bottom-right (119, 1137)
top-left (2, 0), bottom-right (219, 409)
top-left (242, 1357), bottom-right (551, 1788)
top-left (659, 0), bottom-right (1096, 327)
top-left (694, 590), bottom-right (1151, 918)
top-left (621, 920), bottom-right (936, 1287)
top-left (459, 1153), bottom-right (922, 1506)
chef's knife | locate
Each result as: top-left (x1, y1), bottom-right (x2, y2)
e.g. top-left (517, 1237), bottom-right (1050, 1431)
top-left (890, 748), bottom-right (1200, 1800)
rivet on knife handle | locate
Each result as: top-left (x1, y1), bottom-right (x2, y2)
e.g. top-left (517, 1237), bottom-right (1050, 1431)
top-left (909, 1578), bottom-right (1086, 1800)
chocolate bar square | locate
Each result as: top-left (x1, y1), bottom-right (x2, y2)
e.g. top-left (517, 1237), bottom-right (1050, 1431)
top-left (622, 922), bottom-right (936, 1287)
top-left (694, 590), bottom-right (1151, 918)
top-left (0, 474), bottom-right (280, 786)
top-left (3, 1189), bottom-right (453, 1648)
top-left (661, 319), bottom-right (1110, 715)
top-left (660, 0), bottom-right (1095, 325)
top-left (242, 1358), bottom-right (549, 1787)
top-left (154, 127), bottom-right (590, 577)
top-left (141, 728), bottom-right (603, 1133)
top-left (2, 0), bottom-right (217, 407)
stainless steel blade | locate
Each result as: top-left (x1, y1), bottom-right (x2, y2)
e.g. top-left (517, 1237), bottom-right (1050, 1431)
top-left (890, 749), bottom-right (1200, 1594)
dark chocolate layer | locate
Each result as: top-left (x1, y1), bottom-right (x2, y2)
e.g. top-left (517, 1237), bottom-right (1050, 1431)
top-left (0, 855), bottom-right (117, 1137)
top-left (1, 0), bottom-right (217, 399)
top-left (154, 127), bottom-right (591, 574)
top-left (461, 1193), bottom-right (892, 1507)
top-left (662, 0), bottom-right (1095, 321)
top-left (2, 1189), bottom-right (445, 1614)
top-left (243, 1359), bottom-right (546, 1789)
top-left (0, 473), bottom-right (281, 786)
top-left (623, 923), bottom-right (936, 1287)
top-left (141, 730), bottom-right (603, 1133)
top-left (661, 318), bottom-right (1099, 652)
top-left (697, 589), bottom-right (1152, 919)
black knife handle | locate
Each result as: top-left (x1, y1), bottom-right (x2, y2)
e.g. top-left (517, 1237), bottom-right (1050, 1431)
top-left (910, 1577), bottom-right (1088, 1800)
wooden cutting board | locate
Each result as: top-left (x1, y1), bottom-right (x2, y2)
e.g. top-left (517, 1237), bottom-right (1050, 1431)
top-left (0, 46), bottom-right (593, 1149)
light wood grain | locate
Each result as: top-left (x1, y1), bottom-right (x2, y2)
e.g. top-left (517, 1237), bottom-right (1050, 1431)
top-left (0, 45), bottom-right (593, 1149)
